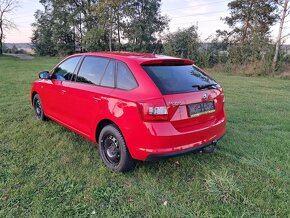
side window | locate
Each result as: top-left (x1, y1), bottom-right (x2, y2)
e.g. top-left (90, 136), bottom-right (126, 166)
top-left (116, 62), bottom-right (138, 90)
top-left (52, 57), bottom-right (81, 81)
top-left (100, 61), bottom-right (115, 88)
top-left (76, 56), bottom-right (110, 85)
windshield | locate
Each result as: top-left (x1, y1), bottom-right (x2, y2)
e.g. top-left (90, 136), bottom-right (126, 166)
top-left (142, 65), bottom-right (217, 94)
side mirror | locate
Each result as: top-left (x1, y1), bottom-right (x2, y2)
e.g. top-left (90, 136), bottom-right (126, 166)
top-left (38, 71), bottom-right (50, 79)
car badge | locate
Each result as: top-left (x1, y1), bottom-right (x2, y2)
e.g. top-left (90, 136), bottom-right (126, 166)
top-left (168, 101), bottom-right (182, 106)
top-left (203, 93), bottom-right (209, 100)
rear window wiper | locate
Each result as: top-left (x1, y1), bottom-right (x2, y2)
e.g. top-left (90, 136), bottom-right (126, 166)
top-left (192, 84), bottom-right (217, 90)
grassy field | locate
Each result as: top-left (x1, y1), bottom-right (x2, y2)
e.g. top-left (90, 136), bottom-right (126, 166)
top-left (0, 55), bottom-right (290, 217)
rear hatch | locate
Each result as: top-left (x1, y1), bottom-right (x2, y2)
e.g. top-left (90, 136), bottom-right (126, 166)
top-left (142, 63), bottom-right (224, 132)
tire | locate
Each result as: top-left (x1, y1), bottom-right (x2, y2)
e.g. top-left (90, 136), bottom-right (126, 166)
top-left (99, 124), bottom-right (136, 172)
top-left (33, 94), bottom-right (47, 121)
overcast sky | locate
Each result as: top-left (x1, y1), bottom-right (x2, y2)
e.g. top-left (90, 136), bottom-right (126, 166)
top-left (4, 0), bottom-right (285, 43)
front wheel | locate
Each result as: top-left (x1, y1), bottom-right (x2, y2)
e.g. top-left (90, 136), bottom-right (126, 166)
top-left (99, 125), bottom-right (136, 172)
top-left (33, 94), bottom-right (47, 121)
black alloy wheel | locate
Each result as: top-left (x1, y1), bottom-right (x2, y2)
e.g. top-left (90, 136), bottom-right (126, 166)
top-left (33, 94), bottom-right (47, 121)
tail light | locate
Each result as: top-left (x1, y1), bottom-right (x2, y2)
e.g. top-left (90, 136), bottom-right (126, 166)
top-left (218, 87), bottom-right (225, 103)
top-left (221, 93), bottom-right (225, 102)
top-left (138, 98), bottom-right (169, 121)
top-left (220, 90), bottom-right (225, 103)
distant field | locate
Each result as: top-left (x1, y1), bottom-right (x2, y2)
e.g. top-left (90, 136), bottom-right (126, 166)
top-left (1, 55), bottom-right (290, 217)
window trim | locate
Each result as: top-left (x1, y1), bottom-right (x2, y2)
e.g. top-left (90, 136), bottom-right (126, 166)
top-left (99, 60), bottom-right (116, 89)
top-left (50, 55), bottom-right (139, 91)
top-left (72, 55), bottom-right (139, 91)
top-left (115, 61), bottom-right (139, 91)
top-left (74, 56), bottom-right (112, 87)
top-left (50, 55), bottom-right (83, 81)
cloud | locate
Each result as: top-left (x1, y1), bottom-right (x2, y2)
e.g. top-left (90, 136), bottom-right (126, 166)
top-left (161, 0), bottom-right (229, 39)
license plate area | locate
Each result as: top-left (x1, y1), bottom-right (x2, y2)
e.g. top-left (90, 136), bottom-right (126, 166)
top-left (187, 101), bottom-right (215, 118)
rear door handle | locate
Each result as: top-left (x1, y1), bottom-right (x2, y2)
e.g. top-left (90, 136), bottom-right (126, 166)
top-left (61, 90), bottom-right (67, 94)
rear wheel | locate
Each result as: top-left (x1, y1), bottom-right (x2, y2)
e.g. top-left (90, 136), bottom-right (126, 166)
top-left (33, 94), bottom-right (47, 121)
top-left (99, 124), bottom-right (136, 172)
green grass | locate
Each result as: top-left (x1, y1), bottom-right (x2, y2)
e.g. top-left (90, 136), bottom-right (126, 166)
top-left (1, 55), bottom-right (290, 217)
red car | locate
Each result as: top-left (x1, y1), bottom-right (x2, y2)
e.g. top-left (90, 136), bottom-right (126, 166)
top-left (31, 52), bottom-right (226, 172)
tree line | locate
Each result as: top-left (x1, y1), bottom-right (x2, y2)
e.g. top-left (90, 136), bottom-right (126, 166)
top-left (31, 0), bottom-right (168, 56)
top-left (1, 0), bottom-right (289, 74)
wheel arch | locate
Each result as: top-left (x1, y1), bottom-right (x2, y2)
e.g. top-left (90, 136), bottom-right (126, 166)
top-left (31, 91), bottom-right (38, 105)
top-left (95, 119), bottom-right (120, 144)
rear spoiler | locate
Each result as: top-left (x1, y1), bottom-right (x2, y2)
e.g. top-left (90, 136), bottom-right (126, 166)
top-left (140, 59), bottom-right (194, 66)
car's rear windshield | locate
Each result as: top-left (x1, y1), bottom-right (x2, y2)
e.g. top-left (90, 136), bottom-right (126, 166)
top-left (142, 65), bottom-right (217, 95)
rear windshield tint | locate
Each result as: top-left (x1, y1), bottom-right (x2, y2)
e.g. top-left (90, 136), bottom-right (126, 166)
top-left (142, 65), bottom-right (217, 94)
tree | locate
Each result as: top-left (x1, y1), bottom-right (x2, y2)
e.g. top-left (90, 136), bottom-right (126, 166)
top-left (123, 0), bottom-right (169, 52)
top-left (163, 25), bottom-right (200, 60)
top-left (32, 0), bottom-right (85, 56)
top-left (31, 1), bottom-right (57, 56)
top-left (87, 0), bottom-right (169, 52)
top-left (219, 0), bottom-right (278, 64)
top-left (0, 0), bottom-right (18, 54)
top-left (224, 0), bottom-right (278, 44)
top-left (51, 1), bottom-right (75, 55)
top-left (32, 0), bottom-right (169, 55)
top-left (84, 0), bottom-right (126, 52)
top-left (67, 0), bottom-right (98, 51)
top-left (32, 0), bottom-right (98, 55)
top-left (95, 0), bottom-right (126, 51)
top-left (273, 0), bottom-right (289, 70)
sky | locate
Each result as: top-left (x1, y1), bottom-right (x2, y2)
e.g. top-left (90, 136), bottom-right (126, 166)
top-left (3, 0), bottom-right (285, 43)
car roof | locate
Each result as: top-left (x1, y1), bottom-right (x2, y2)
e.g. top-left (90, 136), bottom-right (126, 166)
top-left (73, 52), bottom-right (193, 65)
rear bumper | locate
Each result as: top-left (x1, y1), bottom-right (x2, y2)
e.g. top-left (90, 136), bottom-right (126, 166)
top-left (124, 114), bottom-right (226, 161)
top-left (146, 135), bottom-right (224, 161)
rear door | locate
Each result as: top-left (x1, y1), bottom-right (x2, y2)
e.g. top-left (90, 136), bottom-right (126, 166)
top-left (142, 64), bottom-right (224, 132)
top-left (64, 56), bottom-right (115, 136)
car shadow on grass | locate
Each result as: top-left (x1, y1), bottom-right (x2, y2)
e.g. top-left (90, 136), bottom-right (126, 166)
top-left (37, 117), bottom-right (225, 176)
